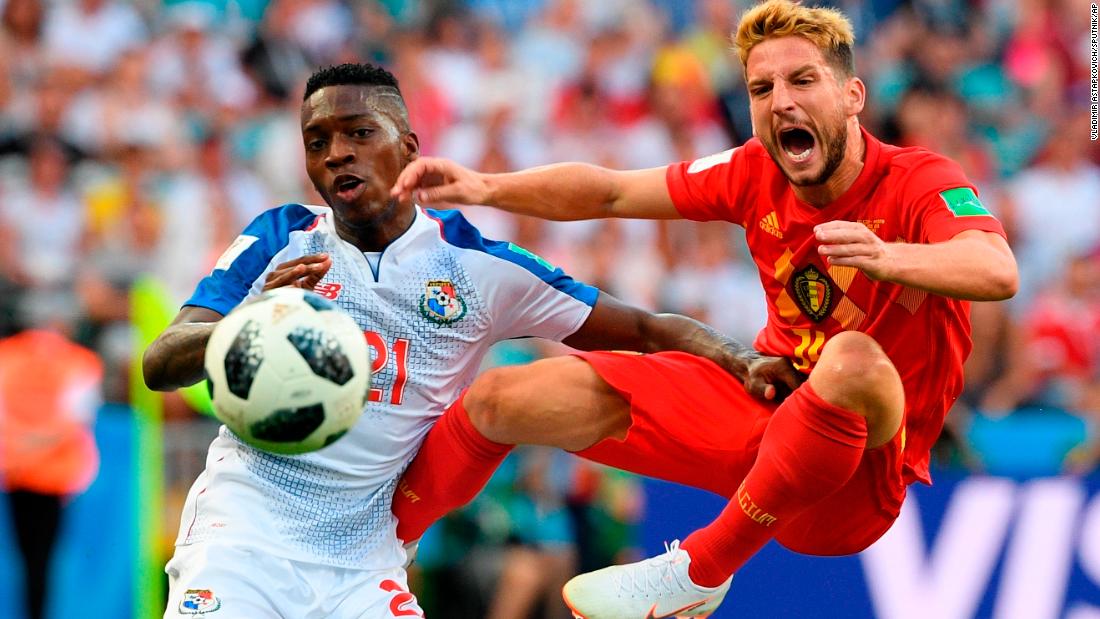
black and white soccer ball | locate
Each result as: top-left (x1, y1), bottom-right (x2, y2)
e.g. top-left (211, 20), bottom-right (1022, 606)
top-left (204, 287), bottom-right (370, 455)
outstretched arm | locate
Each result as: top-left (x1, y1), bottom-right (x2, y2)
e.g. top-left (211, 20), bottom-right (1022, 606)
top-left (815, 225), bottom-right (1018, 301)
top-left (391, 157), bottom-right (681, 221)
top-left (563, 293), bottom-right (804, 402)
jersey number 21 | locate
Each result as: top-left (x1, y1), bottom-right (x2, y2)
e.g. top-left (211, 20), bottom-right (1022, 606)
top-left (364, 332), bottom-right (410, 405)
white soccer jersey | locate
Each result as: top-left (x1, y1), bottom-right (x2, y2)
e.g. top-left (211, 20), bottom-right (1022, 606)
top-left (176, 204), bottom-right (597, 570)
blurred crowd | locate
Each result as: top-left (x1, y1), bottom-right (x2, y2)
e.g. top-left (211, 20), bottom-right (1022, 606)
top-left (0, 0), bottom-right (1097, 616)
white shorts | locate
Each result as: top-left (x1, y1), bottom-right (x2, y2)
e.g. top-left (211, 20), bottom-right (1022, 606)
top-left (165, 543), bottom-right (424, 618)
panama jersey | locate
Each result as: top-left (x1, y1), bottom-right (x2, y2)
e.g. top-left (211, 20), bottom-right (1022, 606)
top-left (180, 204), bottom-right (596, 569)
top-left (667, 128), bottom-right (1006, 485)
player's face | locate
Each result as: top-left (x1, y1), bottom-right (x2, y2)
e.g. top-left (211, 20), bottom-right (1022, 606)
top-left (301, 85), bottom-right (418, 227)
top-left (745, 36), bottom-right (864, 188)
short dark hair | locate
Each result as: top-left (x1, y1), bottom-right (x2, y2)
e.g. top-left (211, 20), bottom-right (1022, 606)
top-left (303, 63), bottom-right (402, 102)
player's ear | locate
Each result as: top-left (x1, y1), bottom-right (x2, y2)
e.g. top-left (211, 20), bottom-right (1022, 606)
top-left (845, 77), bottom-right (865, 116)
top-left (402, 131), bottom-right (420, 162)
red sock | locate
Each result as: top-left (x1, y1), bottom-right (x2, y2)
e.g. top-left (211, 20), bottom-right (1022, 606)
top-left (680, 383), bottom-right (868, 587)
top-left (393, 395), bottom-right (513, 543)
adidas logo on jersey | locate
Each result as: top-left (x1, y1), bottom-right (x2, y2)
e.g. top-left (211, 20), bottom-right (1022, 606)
top-left (759, 211), bottom-right (783, 238)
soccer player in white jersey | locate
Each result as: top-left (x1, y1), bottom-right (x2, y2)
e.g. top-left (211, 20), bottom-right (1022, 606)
top-left (141, 63), bottom-right (788, 618)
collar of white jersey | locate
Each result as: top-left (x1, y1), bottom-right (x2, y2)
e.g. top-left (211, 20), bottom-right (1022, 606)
top-left (303, 203), bottom-right (441, 263)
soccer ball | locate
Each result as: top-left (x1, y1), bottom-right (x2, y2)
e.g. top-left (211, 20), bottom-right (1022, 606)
top-left (204, 287), bottom-right (370, 455)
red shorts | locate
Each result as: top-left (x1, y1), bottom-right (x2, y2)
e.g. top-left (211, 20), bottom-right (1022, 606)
top-left (572, 351), bottom-right (907, 556)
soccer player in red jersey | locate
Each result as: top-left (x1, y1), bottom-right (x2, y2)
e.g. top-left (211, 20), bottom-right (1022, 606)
top-left (390, 1), bottom-right (1018, 616)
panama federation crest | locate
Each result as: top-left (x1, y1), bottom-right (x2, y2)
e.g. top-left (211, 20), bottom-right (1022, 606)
top-left (179, 589), bottom-right (221, 614)
top-left (792, 264), bottom-right (834, 322)
top-left (419, 279), bottom-right (467, 325)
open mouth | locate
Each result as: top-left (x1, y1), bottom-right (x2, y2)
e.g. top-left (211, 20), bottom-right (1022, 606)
top-left (778, 127), bottom-right (815, 163)
top-left (332, 174), bottom-right (365, 200)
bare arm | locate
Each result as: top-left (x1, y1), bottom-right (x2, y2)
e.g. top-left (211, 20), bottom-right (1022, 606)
top-left (391, 157), bottom-right (681, 220)
top-left (816, 225), bottom-right (1019, 301)
top-left (143, 254), bottom-right (333, 391)
top-left (563, 293), bottom-right (804, 401)
top-left (142, 306), bottom-right (223, 391)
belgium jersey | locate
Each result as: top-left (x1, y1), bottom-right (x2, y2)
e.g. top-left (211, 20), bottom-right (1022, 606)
top-left (666, 128), bottom-right (1006, 485)
top-left (178, 204), bottom-right (596, 569)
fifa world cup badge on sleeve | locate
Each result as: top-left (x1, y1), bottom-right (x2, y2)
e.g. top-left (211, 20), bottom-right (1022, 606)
top-left (179, 589), bottom-right (221, 614)
top-left (418, 279), bottom-right (467, 325)
top-left (939, 187), bottom-right (991, 217)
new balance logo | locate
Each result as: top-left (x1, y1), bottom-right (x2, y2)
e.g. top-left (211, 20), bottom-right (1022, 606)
top-left (313, 282), bottom-right (342, 300)
top-left (759, 211), bottom-right (783, 238)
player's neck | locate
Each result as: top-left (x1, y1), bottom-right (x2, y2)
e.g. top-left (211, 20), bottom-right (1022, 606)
top-left (334, 201), bottom-right (416, 252)
top-left (793, 127), bottom-right (866, 208)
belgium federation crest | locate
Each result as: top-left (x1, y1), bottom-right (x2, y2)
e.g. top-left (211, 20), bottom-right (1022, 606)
top-left (419, 279), bottom-right (467, 325)
top-left (792, 265), bottom-right (833, 322)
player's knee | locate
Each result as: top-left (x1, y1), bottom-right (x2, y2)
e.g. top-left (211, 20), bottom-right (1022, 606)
top-left (464, 366), bottom-right (531, 442)
top-left (811, 332), bottom-right (902, 416)
top-left (816, 332), bottom-right (897, 390)
top-left (819, 331), bottom-right (886, 367)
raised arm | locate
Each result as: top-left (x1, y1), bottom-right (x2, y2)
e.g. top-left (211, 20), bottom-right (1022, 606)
top-left (391, 157), bottom-right (680, 220)
top-left (815, 225), bottom-right (1019, 301)
top-left (563, 293), bottom-right (804, 402)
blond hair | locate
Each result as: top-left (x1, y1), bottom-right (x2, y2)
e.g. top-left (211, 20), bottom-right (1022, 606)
top-left (734, 0), bottom-right (856, 77)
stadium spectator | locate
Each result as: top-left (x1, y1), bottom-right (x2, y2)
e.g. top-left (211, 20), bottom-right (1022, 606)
top-left (982, 250), bottom-right (1100, 417)
top-left (64, 47), bottom-right (185, 157)
top-left (1002, 113), bottom-right (1100, 310)
top-left (147, 2), bottom-right (257, 116)
top-left (660, 222), bottom-right (768, 345)
top-left (0, 0), bottom-right (45, 90)
top-left (0, 136), bottom-right (84, 294)
top-left (0, 303), bottom-right (102, 619)
top-left (41, 0), bottom-right (146, 84)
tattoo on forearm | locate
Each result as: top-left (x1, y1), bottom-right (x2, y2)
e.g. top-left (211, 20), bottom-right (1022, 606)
top-left (147, 323), bottom-right (215, 389)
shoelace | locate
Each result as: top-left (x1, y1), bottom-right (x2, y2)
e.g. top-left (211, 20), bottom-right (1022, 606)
top-left (614, 540), bottom-right (692, 599)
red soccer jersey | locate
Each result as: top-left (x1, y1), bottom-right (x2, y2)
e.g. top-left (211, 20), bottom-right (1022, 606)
top-left (666, 127), bottom-right (1006, 485)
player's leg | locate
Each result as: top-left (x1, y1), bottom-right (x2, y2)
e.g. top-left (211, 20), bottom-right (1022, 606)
top-left (568, 350), bottom-right (776, 497)
top-left (465, 356), bottom-right (634, 451)
top-left (677, 331), bottom-right (904, 585)
top-left (469, 351), bottom-right (774, 492)
top-left (774, 420), bottom-right (907, 557)
top-left (8, 490), bottom-right (62, 619)
top-left (393, 356), bottom-right (632, 544)
top-left (562, 332), bottom-right (904, 618)
top-left (164, 544), bottom-right (297, 619)
top-left (327, 565), bottom-right (425, 619)
top-left (394, 349), bottom-right (783, 546)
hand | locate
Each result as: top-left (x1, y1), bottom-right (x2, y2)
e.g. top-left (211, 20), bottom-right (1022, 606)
top-left (815, 220), bottom-right (896, 280)
top-left (262, 254), bottom-right (332, 291)
top-left (390, 156), bottom-right (491, 206)
top-left (741, 354), bottom-right (805, 402)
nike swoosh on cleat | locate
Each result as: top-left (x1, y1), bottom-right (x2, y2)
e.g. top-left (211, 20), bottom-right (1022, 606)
top-left (644, 600), bottom-right (707, 619)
